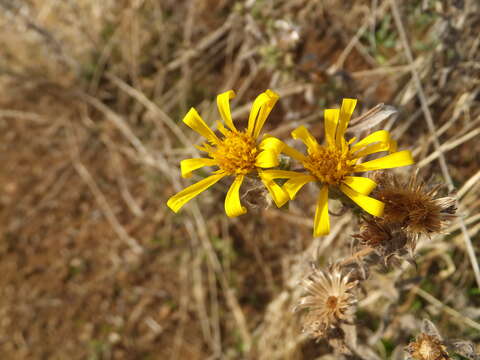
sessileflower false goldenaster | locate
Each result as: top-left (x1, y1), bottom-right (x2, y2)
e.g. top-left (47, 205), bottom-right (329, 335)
top-left (167, 89), bottom-right (289, 217)
top-left (262, 99), bottom-right (414, 236)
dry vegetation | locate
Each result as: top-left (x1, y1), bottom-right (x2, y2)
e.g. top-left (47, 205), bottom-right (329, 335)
top-left (0, 0), bottom-right (479, 359)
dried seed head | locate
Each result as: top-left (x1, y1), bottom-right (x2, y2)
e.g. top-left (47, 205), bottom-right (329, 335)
top-left (406, 333), bottom-right (450, 360)
top-left (355, 217), bottom-right (412, 252)
top-left (294, 264), bottom-right (358, 339)
top-left (353, 217), bottom-right (417, 266)
top-left (373, 172), bottom-right (457, 237)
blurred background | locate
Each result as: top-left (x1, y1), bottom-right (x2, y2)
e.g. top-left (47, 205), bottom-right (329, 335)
top-left (0, 0), bottom-right (479, 359)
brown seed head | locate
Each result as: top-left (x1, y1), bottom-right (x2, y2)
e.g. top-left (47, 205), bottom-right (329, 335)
top-left (406, 333), bottom-right (450, 360)
top-left (373, 172), bottom-right (457, 237)
top-left (354, 217), bottom-right (416, 264)
top-left (294, 264), bottom-right (358, 339)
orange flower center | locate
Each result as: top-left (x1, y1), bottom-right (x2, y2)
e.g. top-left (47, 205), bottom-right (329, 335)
top-left (210, 130), bottom-right (258, 175)
top-left (303, 145), bottom-right (354, 185)
top-left (326, 296), bottom-right (338, 310)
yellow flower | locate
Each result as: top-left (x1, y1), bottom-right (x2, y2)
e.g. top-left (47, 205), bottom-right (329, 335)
top-left (263, 98), bottom-right (414, 236)
top-left (167, 89), bottom-right (289, 217)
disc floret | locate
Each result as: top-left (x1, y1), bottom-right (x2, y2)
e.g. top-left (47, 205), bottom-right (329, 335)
top-left (207, 129), bottom-right (258, 175)
top-left (303, 145), bottom-right (355, 185)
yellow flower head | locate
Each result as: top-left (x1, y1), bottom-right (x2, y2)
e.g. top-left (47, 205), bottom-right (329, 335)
top-left (263, 99), bottom-right (414, 236)
top-left (167, 90), bottom-right (289, 217)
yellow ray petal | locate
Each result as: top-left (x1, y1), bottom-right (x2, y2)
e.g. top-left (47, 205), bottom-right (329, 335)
top-left (291, 126), bottom-right (318, 151)
top-left (181, 158), bottom-right (217, 178)
top-left (217, 90), bottom-right (237, 131)
top-left (196, 142), bottom-right (213, 153)
top-left (259, 136), bottom-right (284, 153)
top-left (284, 174), bottom-right (317, 199)
top-left (255, 150), bottom-right (279, 168)
top-left (352, 142), bottom-right (391, 159)
top-left (336, 98), bottom-right (357, 146)
top-left (258, 170), bottom-right (289, 208)
top-left (183, 108), bottom-right (220, 143)
top-left (350, 130), bottom-right (391, 153)
top-left (248, 89), bottom-right (279, 139)
top-left (254, 89), bottom-right (279, 138)
top-left (339, 184), bottom-right (384, 217)
top-left (342, 176), bottom-right (377, 195)
top-left (282, 144), bottom-right (307, 162)
top-left (314, 185), bottom-right (330, 237)
top-left (225, 175), bottom-right (247, 217)
top-left (216, 120), bottom-right (230, 136)
top-left (167, 173), bottom-right (226, 213)
top-left (260, 169), bottom-right (303, 180)
top-left (353, 150), bottom-right (414, 172)
top-left (324, 109), bottom-right (339, 147)
top-left (256, 136), bottom-right (286, 168)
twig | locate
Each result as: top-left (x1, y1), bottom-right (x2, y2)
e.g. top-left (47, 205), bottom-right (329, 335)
top-left (165, 14), bottom-right (235, 72)
top-left (458, 169), bottom-right (480, 199)
top-left (0, 0), bottom-right (77, 70)
top-left (327, 0), bottom-right (390, 74)
top-left (185, 215), bottom-right (222, 356)
top-left (74, 160), bottom-right (143, 254)
top-left (65, 121), bottom-right (143, 254)
top-left (188, 203), bottom-right (253, 352)
top-left (445, 213), bottom-right (480, 235)
top-left (390, 0), bottom-right (480, 288)
top-left (105, 73), bottom-right (193, 149)
top-left (415, 287), bottom-right (480, 331)
top-left (179, 0), bottom-right (196, 116)
top-left (417, 126), bottom-right (480, 168)
top-left (107, 141), bottom-right (144, 217)
top-left (340, 247), bottom-right (375, 267)
top-left (0, 109), bottom-right (46, 124)
top-left (170, 253), bottom-right (190, 360)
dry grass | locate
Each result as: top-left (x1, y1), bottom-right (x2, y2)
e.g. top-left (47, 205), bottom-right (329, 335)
top-left (0, 0), bottom-right (479, 359)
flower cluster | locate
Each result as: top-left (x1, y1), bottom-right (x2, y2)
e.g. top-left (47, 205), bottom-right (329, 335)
top-left (166, 91), bottom-right (462, 348)
top-left (353, 172), bottom-right (457, 265)
top-left (167, 90), bottom-right (414, 235)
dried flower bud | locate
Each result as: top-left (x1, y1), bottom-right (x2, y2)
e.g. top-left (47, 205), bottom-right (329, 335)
top-left (406, 333), bottom-right (450, 360)
top-left (242, 181), bottom-right (272, 209)
top-left (294, 263), bottom-right (358, 339)
top-left (354, 217), bottom-right (416, 265)
top-left (373, 172), bottom-right (457, 237)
